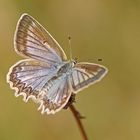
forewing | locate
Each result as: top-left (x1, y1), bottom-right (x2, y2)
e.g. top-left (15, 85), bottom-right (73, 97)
top-left (38, 75), bottom-right (71, 114)
top-left (14, 13), bottom-right (67, 64)
top-left (70, 62), bottom-right (108, 93)
top-left (7, 60), bottom-right (57, 101)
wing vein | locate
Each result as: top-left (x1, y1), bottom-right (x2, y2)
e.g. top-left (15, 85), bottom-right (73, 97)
top-left (25, 52), bottom-right (57, 63)
top-left (31, 76), bottom-right (47, 93)
top-left (15, 68), bottom-right (48, 73)
top-left (16, 42), bottom-right (49, 53)
top-left (17, 72), bottom-right (48, 81)
top-left (17, 29), bottom-right (44, 47)
top-left (22, 18), bottom-right (46, 42)
top-left (76, 69), bottom-right (90, 78)
top-left (19, 21), bottom-right (44, 44)
top-left (77, 71), bottom-right (81, 88)
top-left (17, 36), bottom-right (44, 49)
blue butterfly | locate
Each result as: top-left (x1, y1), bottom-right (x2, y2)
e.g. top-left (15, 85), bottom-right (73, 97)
top-left (7, 14), bottom-right (108, 114)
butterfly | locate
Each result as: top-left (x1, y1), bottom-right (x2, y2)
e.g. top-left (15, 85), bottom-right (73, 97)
top-left (7, 13), bottom-right (108, 114)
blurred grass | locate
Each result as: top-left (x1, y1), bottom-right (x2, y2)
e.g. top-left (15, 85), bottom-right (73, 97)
top-left (0, 0), bottom-right (140, 140)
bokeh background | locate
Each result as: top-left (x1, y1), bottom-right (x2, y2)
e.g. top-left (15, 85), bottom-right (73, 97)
top-left (1, 0), bottom-right (140, 140)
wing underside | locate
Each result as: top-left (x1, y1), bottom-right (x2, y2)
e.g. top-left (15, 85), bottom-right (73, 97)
top-left (70, 62), bottom-right (108, 93)
top-left (14, 14), bottom-right (67, 64)
top-left (7, 60), bottom-right (57, 101)
top-left (38, 75), bottom-right (72, 114)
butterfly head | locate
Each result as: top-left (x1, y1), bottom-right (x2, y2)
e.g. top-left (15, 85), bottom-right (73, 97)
top-left (71, 58), bottom-right (77, 67)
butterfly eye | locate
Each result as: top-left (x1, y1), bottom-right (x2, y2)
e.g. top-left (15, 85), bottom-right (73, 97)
top-left (72, 60), bottom-right (77, 66)
top-left (73, 58), bottom-right (78, 64)
top-left (71, 60), bottom-right (77, 67)
top-left (73, 61), bottom-right (77, 65)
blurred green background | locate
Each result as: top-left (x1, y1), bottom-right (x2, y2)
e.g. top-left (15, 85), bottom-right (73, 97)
top-left (1, 0), bottom-right (140, 140)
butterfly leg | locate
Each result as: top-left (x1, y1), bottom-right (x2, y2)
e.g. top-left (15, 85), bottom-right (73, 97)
top-left (63, 93), bottom-right (76, 109)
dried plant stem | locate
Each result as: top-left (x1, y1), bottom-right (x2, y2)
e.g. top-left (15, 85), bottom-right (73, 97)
top-left (70, 105), bottom-right (88, 140)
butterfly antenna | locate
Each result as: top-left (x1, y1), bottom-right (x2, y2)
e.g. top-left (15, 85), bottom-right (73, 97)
top-left (68, 36), bottom-right (72, 62)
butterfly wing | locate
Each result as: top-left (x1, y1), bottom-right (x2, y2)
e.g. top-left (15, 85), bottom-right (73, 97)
top-left (14, 13), bottom-right (67, 65)
top-left (7, 60), bottom-right (60, 101)
top-left (70, 62), bottom-right (108, 93)
top-left (38, 74), bottom-right (72, 114)
top-left (7, 13), bottom-right (69, 112)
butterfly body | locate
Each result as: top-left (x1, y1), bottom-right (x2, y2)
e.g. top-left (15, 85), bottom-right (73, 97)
top-left (7, 14), bottom-right (108, 114)
top-left (57, 61), bottom-right (75, 75)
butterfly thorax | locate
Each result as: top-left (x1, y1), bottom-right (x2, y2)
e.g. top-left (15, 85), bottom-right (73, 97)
top-left (57, 61), bottom-right (75, 76)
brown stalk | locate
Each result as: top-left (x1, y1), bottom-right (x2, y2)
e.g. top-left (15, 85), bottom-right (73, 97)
top-left (70, 105), bottom-right (88, 140)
